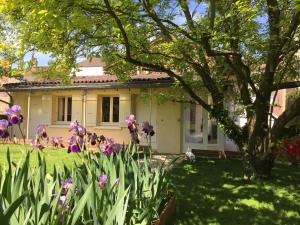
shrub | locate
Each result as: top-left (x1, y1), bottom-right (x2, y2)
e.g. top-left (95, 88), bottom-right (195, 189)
top-left (272, 137), bottom-right (300, 164)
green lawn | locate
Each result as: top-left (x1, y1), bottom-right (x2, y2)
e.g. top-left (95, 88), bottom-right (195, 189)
top-left (169, 159), bottom-right (300, 225)
top-left (0, 144), bottom-right (81, 172)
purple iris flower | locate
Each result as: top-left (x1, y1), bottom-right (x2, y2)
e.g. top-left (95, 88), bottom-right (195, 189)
top-left (90, 133), bottom-right (97, 145)
top-left (5, 105), bottom-right (23, 124)
top-left (126, 114), bottom-right (136, 131)
top-left (126, 114), bottom-right (140, 144)
top-left (98, 174), bottom-right (108, 189)
top-left (37, 143), bottom-right (44, 150)
top-left (0, 119), bottom-right (9, 138)
top-left (77, 136), bottom-right (84, 146)
top-left (67, 121), bottom-right (87, 153)
top-left (67, 135), bottom-right (76, 145)
top-left (99, 135), bottom-right (106, 143)
top-left (59, 215), bottom-right (64, 223)
top-left (67, 134), bottom-right (81, 153)
top-left (36, 124), bottom-right (48, 140)
top-left (142, 121), bottom-right (155, 136)
top-left (69, 120), bottom-right (79, 132)
top-left (101, 143), bottom-right (113, 155)
top-left (77, 125), bottom-right (86, 136)
top-left (62, 177), bottom-right (73, 190)
top-left (69, 120), bottom-right (86, 136)
top-left (100, 139), bottom-right (123, 155)
top-left (113, 143), bottom-right (123, 153)
top-left (68, 144), bottom-right (80, 153)
top-left (51, 137), bottom-right (64, 148)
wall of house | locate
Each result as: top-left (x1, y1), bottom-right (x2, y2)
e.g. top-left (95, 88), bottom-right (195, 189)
top-left (272, 89), bottom-right (287, 118)
top-left (11, 88), bottom-right (182, 154)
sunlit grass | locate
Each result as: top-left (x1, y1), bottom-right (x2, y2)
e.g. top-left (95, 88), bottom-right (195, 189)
top-left (0, 144), bottom-right (81, 172)
top-left (170, 159), bottom-right (300, 225)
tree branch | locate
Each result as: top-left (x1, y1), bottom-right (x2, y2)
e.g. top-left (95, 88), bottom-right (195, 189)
top-left (178, 0), bottom-right (195, 29)
top-left (0, 98), bottom-right (11, 106)
top-left (104, 0), bottom-right (210, 110)
top-left (259, 0), bottom-right (281, 96)
top-left (272, 81), bottom-right (300, 91)
top-left (140, 0), bottom-right (173, 41)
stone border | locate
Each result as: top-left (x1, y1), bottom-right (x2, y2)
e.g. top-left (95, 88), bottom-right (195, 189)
top-left (152, 194), bottom-right (176, 225)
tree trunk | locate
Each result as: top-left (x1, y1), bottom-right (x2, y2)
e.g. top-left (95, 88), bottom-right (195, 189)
top-left (251, 152), bottom-right (275, 179)
top-left (243, 98), bottom-right (276, 179)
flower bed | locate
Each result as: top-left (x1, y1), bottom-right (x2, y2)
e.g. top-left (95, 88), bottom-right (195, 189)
top-left (152, 193), bottom-right (176, 225)
top-left (0, 105), bottom-right (172, 224)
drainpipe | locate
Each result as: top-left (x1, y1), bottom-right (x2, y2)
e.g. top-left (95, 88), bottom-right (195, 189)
top-left (83, 90), bottom-right (87, 128)
top-left (149, 88), bottom-right (153, 148)
top-left (149, 88), bottom-right (152, 123)
top-left (26, 92), bottom-right (31, 139)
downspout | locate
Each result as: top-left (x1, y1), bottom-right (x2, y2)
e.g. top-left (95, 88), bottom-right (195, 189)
top-left (26, 92), bottom-right (31, 139)
top-left (83, 90), bottom-right (87, 128)
top-left (149, 88), bottom-right (153, 148)
top-left (149, 88), bottom-right (152, 124)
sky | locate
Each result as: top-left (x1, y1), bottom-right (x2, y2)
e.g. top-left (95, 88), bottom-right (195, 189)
top-left (28, 1), bottom-right (267, 66)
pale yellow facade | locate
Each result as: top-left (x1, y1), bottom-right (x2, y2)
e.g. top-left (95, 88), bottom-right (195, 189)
top-left (11, 88), bottom-right (182, 154)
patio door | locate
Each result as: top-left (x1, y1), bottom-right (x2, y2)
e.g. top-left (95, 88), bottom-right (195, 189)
top-left (183, 103), bottom-right (224, 152)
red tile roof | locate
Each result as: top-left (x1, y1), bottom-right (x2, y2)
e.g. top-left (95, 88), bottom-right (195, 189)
top-left (77, 58), bottom-right (105, 67)
top-left (3, 73), bottom-right (171, 90)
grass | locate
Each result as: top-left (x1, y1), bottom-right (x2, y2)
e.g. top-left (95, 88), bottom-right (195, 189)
top-left (0, 144), bottom-right (81, 172)
top-left (169, 159), bottom-right (300, 225)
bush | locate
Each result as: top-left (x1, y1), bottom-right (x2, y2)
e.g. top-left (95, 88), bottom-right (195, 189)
top-left (272, 137), bottom-right (300, 165)
top-left (0, 144), bottom-right (171, 224)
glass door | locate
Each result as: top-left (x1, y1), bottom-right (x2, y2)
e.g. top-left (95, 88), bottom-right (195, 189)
top-left (183, 103), bottom-right (223, 152)
top-left (185, 104), bottom-right (204, 145)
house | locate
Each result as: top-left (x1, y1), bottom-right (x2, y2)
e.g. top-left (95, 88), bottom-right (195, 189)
top-left (0, 58), bottom-right (291, 154)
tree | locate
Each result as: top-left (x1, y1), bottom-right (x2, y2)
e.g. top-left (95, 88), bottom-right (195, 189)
top-left (1, 0), bottom-right (300, 177)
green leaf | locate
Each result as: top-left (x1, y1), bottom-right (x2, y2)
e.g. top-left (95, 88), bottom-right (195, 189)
top-left (70, 183), bottom-right (93, 225)
top-left (3, 192), bottom-right (28, 223)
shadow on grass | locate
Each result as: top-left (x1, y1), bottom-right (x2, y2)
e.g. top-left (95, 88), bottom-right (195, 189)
top-left (169, 159), bottom-right (300, 225)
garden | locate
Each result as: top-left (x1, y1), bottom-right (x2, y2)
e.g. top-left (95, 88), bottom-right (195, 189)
top-left (1, 104), bottom-right (300, 225)
top-left (0, 105), bottom-right (174, 224)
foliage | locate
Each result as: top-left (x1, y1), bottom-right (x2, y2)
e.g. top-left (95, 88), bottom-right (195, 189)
top-left (286, 89), bottom-right (300, 109)
top-left (0, 144), bottom-right (170, 224)
top-left (272, 136), bottom-right (300, 164)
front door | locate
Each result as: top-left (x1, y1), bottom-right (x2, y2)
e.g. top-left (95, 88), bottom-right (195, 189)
top-left (183, 103), bottom-right (224, 152)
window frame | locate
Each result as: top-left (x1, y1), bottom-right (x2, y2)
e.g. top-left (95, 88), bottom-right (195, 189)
top-left (98, 95), bottom-right (120, 125)
top-left (56, 96), bottom-right (72, 124)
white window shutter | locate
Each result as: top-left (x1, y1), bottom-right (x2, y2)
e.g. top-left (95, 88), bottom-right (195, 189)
top-left (72, 94), bottom-right (83, 123)
top-left (86, 94), bottom-right (97, 126)
top-left (41, 95), bottom-right (52, 125)
top-left (119, 94), bottom-right (132, 127)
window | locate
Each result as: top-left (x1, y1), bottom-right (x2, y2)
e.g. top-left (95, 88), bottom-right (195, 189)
top-left (101, 96), bottom-right (119, 123)
top-left (57, 97), bottom-right (72, 122)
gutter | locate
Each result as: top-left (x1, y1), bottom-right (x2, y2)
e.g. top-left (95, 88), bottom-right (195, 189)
top-left (0, 80), bottom-right (173, 92)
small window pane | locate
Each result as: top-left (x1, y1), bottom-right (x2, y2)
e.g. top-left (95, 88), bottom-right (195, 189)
top-left (112, 97), bottom-right (119, 122)
top-left (102, 97), bottom-right (110, 122)
top-left (57, 97), bottom-right (65, 121)
top-left (67, 97), bottom-right (72, 121)
top-left (208, 117), bottom-right (218, 144)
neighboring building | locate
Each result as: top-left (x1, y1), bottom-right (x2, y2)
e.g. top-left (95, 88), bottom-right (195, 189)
top-left (0, 58), bottom-right (292, 153)
top-left (0, 77), bottom-right (20, 117)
